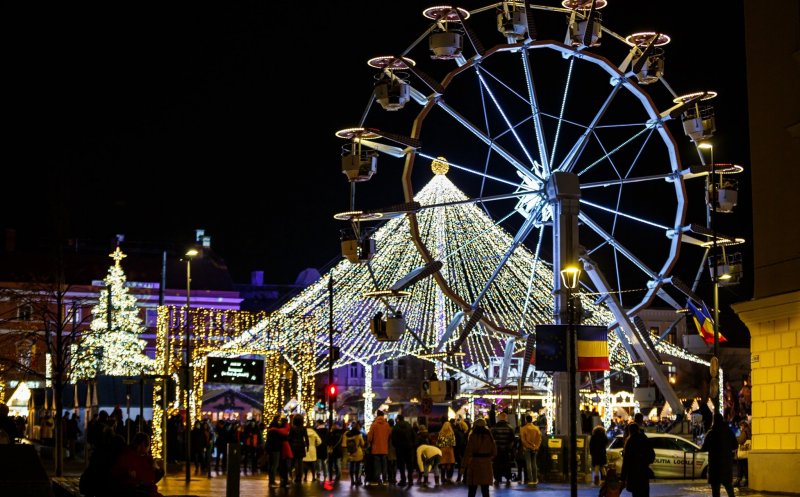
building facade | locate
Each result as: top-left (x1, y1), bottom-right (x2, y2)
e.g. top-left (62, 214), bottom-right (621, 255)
top-left (732, 2), bottom-right (800, 493)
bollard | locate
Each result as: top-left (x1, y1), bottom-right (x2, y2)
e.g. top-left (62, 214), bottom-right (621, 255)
top-left (226, 442), bottom-right (241, 497)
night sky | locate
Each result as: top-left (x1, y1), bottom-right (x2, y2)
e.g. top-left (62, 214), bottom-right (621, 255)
top-left (5, 1), bottom-right (751, 342)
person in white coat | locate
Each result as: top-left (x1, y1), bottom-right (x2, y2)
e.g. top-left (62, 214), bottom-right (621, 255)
top-left (302, 424), bottom-right (322, 481)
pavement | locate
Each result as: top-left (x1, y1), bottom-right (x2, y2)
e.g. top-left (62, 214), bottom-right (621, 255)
top-left (153, 475), bottom-right (773, 497)
top-left (48, 457), bottom-right (789, 497)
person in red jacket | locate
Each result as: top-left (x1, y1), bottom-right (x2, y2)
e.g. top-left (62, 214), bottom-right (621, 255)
top-left (367, 410), bottom-right (392, 485)
top-left (111, 432), bottom-right (165, 497)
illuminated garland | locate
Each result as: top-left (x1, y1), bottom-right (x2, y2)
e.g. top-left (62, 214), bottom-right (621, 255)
top-left (223, 173), bottom-right (705, 424)
top-left (71, 247), bottom-right (153, 380)
top-left (151, 306), bottom-right (316, 458)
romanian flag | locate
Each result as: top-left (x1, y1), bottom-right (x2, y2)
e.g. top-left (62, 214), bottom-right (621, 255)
top-left (576, 325), bottom-right (610, 371)
top-left (688, 300), bottom-right (727, 344)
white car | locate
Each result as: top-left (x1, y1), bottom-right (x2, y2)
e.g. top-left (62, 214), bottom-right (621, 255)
top-left (606, 433), bottom-right (709, 479)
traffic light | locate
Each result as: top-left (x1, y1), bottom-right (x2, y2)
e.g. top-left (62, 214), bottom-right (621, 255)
top-left (327, 384), bottom-right (339, 403)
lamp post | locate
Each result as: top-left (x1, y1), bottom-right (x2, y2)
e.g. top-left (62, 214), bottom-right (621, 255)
top-left (183, 248), bottom-right (198, 483)
top-left (699, 142), bottom-right (721, 412)
top-left (560, 265), bottom-right (581, 497)
top-left (328, 275), bottom-right (334, 430)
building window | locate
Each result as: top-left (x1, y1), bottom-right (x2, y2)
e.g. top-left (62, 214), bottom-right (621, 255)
top-left (397, 359), bottom-right (407, 379)
top-left (383, 361), bottom-right (394, 380)
top-left (18, 304), bottom-right (33, 321)
top-left (349, 363), bottom-right (359, 378)
top-left (65, 305), bottom-right (81, 324)
top-left (145, 308), bottom-right (158, 328)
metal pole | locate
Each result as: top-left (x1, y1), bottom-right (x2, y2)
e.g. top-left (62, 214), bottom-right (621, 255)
top-left (185, 257), bottom-right (192, 484)
top-left (328, 275), bottom-right (334, 430)
top-left (568, 290), bottom-right (578, 497)
top-left (710, 147), bottom-right (720, 413)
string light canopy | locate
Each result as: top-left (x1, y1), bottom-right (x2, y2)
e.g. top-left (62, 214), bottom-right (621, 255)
top-left (226, 170), bottom-right (705, 386)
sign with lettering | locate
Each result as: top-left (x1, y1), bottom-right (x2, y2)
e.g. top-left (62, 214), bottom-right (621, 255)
top-left (206, 357), bottom-right (264, 385)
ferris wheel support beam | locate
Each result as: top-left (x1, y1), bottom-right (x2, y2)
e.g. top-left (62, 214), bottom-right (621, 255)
top-left (579, 253), bottom-right (686, 416)
top-left (547, 170), bottom-right (583, 439)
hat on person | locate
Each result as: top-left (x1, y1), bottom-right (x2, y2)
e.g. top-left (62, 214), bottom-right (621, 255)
top-left (474, 418), bottom-right (487, 428)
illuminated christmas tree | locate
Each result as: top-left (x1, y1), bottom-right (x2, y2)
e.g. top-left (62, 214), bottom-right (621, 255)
top-left (72, 247), bottom-right (153, 379)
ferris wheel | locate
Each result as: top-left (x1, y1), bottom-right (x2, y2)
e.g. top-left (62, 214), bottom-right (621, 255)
top-left (335, 1), bottom-right (723, 414)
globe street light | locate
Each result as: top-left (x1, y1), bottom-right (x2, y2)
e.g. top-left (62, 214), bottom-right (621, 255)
top-left (560, 265), bottom-right (581, 497)
top-left (183, 247), bottom-right (198, 483)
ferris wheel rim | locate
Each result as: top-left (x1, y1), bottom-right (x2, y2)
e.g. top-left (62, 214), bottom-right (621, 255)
top-left (399, 39), bottom-right (687, 331)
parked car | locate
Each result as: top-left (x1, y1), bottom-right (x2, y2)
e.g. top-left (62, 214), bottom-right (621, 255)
top-left (606, 432), bottom-right (708, 479)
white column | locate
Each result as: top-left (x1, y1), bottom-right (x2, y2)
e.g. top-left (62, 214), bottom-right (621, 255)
top-left (364, 364), bottom-right (374, 432)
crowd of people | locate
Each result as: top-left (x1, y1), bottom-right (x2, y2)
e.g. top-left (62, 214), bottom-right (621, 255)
top-left (3, 393), bottom-right (756, 497)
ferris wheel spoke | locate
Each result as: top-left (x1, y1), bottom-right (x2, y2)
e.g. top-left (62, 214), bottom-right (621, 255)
top-left (472, 65), bottom-right (539, 172)
top-left (548, 56), bottom-right (575, 168)
top-left (416, 151), bottom-right (534, 190)
top-left (520, 48), bottom-right (551, 175)
top-left (434, 102), bottom-right (538, 182)
top-left (613, 249), bottom-right (625, 307)
top-left (578, 212), bottom-right (661, 280)
top-left (472, 214), bottom-right (539, 308)
top-left (577, 125), bottom-right (655, 178)
top-left (415, 189), bottom-right (542, 211)
top-left (516, 222), bottom-right (548, 333)
top-left (581, 198), bottom-right (671, 231)
top-left (580, 171), bottom-right (679, 189)
top-left (556, 80), bottom-right (624, 174)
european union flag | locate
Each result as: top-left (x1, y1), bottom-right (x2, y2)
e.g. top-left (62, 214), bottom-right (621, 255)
top-left (534, 324), bottom-right (568, 372)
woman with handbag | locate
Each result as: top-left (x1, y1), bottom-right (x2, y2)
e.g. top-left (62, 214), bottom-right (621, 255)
top-left (735, 419), bottom-right (751, 487)
top-left (701, 412), bottom-right (737, 497)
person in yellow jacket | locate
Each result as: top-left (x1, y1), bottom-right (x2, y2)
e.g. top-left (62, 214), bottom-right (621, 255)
top-left (416, 443), bottom-right (443, 487)
top-left (343, 421), bottom-right (365, 486)
top-left (520, 414), bottom-right (542, 485)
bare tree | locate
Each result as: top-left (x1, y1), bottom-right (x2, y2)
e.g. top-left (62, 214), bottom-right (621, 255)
top-left (0, 274), bottom-right (93, 476)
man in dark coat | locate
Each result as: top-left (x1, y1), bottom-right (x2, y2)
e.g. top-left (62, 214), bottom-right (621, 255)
top-left (391, 414), bottom-right (416, 486)
top-left (701, 412), bottom-right (737, 497)
top-left (328, 421), bottom-right (345, 481)
top-left (620, 422), bottom-right (655, 497)
top-left (490, 412), bottom-right (515, 485)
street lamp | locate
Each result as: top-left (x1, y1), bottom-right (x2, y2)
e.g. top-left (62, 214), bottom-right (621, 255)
top-left (560, 265), bottom-right (581, 497)
top-left (698, 141), bottom-right (721, 412)
top-left (183, 247), bottom-right (198, 483)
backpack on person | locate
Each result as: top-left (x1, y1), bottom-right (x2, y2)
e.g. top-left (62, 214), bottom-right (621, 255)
top-left (346, 436), bottom-right (358, 455)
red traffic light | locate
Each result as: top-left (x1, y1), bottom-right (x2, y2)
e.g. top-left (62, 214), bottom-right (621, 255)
top-left (327, 384), bottom-right (338, 397)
